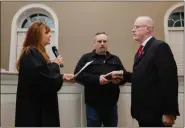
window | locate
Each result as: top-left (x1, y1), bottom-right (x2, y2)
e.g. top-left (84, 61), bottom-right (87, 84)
top-left (16, 13), bottom-right (56, 61)
top-left (21, 13), bottom-right (55, 28)
top-left (164, 3), bottom-right (184, 76)
top-left (168, 12), bottom-right (184, 27)
top-left (9, 4), bottom-right (59, 71)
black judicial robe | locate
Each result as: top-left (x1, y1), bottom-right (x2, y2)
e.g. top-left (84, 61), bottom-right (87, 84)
top-left (15, 47), bottom-right (63, 127)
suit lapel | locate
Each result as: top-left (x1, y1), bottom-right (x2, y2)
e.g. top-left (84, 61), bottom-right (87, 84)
top-left (134, 37), bottom-right (155, 67)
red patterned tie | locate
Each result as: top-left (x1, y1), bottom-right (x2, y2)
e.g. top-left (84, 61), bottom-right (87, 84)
top-left (137, 45), bottom-right (143, 57)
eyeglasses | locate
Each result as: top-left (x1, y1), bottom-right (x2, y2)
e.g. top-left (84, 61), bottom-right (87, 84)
top-left (133, 25), bottom-right (148, 29)
top-left (133, 25), bottom-right (153, 29)
top-left (97, 40), bottom-right (107, 43)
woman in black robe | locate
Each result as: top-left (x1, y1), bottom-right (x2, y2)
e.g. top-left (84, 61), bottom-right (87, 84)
top-left (15, 21), bottom-right (74, 127)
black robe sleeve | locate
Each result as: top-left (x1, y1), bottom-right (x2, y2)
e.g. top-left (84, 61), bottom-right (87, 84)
top-left (20, 47), bottom-right (63, 92)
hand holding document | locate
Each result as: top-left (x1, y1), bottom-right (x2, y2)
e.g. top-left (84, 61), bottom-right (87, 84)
top-left (73, 60), bottom-right (94, 79)
top-left (105, 70), bottom-right (124, 80)
top-left (63, 74), bottom-right (74, 81)
top-left (99, 75), bottom-right (111, 85)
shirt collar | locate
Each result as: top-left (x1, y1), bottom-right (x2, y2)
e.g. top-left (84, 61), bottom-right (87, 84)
top-left (91, 49), bottom-right (111, 57)
top-left (142, 36), bottom-right (153, 47)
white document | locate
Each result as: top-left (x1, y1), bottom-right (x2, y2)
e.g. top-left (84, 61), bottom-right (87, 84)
top-left (73, 60), bottom-right (94, 78)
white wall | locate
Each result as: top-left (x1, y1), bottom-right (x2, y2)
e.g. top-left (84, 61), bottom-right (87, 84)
top-left (1, 72), bottom-right (184, 128)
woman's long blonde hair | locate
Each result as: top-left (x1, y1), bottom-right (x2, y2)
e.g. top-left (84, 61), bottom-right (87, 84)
top-left (16, 21), bottom-right (51, 71)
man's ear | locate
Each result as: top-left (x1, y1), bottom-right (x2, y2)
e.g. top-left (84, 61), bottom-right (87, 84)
top-left (145, 27), bottom-right (150, 33)
top-left (147, 26), bottom-right (153, 33)
top-left (93, 41), bottom-right (95, 46)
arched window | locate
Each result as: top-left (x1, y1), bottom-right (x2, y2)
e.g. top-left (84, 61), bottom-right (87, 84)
top-left (164, 3), bottom-right (184, 76)
top-left (21, 13), bottom-right (55, 28)
top-left (9, 4), bottom-right (59, 71)
top-left (168, 12), bottom-right (184, 27)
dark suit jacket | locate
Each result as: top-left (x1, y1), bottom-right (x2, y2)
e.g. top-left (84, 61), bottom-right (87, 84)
top-left (15, 47), bottom-right (63, 127)
top-left (124, 37), bottom-right (180, 121)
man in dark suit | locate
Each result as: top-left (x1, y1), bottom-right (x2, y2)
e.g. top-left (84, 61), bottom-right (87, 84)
top-left (111, 16), bottom-right (180, 127)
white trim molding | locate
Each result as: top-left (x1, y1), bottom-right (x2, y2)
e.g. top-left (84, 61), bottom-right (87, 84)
top-left (164, 2), bottom-right (184, 43)
top-left (1, 72), bottom-right (184, 127)
top-left (9, 3), bottom-right (59, 71)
